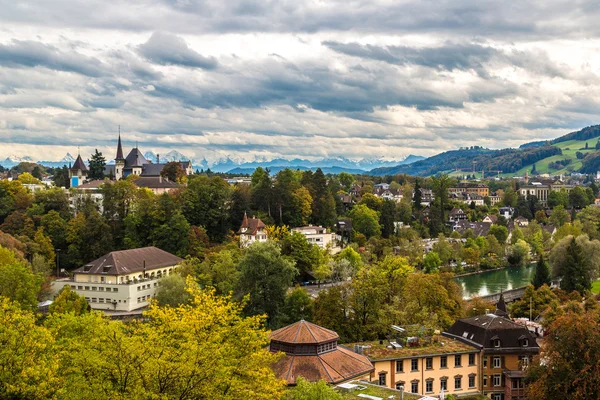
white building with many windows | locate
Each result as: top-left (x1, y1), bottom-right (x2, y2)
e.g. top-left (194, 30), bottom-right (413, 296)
top-left (292, 225), bottom-right (340, 253)
top-left (52, 247), bottom-right (182, 312)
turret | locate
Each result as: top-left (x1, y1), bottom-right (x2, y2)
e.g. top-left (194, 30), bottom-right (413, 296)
top-left (115, 129), bottom-right (125, 180)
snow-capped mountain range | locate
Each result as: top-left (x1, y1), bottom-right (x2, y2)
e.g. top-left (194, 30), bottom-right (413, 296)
top-left (1, 151), bottom-right (425, 173)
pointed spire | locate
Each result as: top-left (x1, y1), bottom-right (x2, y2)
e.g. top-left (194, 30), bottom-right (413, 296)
top-left (116, 126), bottom-right (124, 161)
top-left (241, 211), bottom-right (249, 228)
top-left (494, 292), bottom-right (509, 318)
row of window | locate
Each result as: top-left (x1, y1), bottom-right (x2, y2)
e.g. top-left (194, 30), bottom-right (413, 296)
top-left (85, 297), bottom-right (116, 303)
top-left (137, 283), bottom-right (157, 291)
top-left (396, 353), bottom-right (476, 373)
top-left (71, 285), bottom-right (118, 293)
top-left (269, 341), bottom-right (338, 355)
top-left (388, 375), bottom-right (476, 393)
top-left (137, 295), bottom-right (153, 303)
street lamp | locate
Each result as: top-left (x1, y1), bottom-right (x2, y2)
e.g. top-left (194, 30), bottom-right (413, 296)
top-left (56, 249), bottom-right (61, 277)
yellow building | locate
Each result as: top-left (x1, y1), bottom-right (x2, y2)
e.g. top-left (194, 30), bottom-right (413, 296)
top-left (351, 336), bottom-right (481, 397)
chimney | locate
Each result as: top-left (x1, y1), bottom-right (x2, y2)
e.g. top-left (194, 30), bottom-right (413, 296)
top-left (159, 175), bottom-right (163, 183)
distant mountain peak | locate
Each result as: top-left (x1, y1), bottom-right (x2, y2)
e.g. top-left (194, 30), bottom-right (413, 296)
top-left (60, 153), bottom-right (76, 163)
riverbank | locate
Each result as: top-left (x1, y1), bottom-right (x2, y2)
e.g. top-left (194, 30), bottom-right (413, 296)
top-left (454, 264), bottom-right (537, 299)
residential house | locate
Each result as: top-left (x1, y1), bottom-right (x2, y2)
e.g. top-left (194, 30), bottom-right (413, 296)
top-left (499, 207), bottom-right (514, 220)
top-left (238, 212), bottom-right (267, 247)
top-left (374, 187), bottom-right (403, 202)
top-left (270, 320), bottom-right (374, 385)
top-left (452, 221), bottom-right (492, 237)
top-left (451, 192), bottom-right (485, 207)
top-left (483, 215), bottom-right (498, 224)
top-left (449, 207), bottom-right (468, 223)
top-left (489, 191), bottom-right (503, 206)
top-left (338, 193), bottom-right (355, 212)
top-left (420, 189), bottom-right (433, 206)
top-left (514, 216), bottom-right (529, 228)
top-left (70, 179), bottom-right (107, 213)
top-left (373, 183), bottom-right (390, 190)
top-left (444, 296), bottom-right (540, 400)
top-left (52, 247), bottom-right (182, 312)
top-left (352, 335), bottom-right (481, 397)
top-left (292, 226), bottom-right (339, 252)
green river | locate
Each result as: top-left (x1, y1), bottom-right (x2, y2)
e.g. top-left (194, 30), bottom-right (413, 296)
top-left (453, 264), bottom-right (537, 299)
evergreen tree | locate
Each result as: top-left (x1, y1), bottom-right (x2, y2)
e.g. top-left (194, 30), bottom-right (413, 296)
top-left (560, 237), bottom-right (591, 295)
top-left (531, 163), bottom-right (537, 175)
top-left (87, 149), bottom-right (106, 180)
top-left (596, 139), bottom-right (600, 150)
top-left (532, 254), bottom-right (551, 289)
top-left (412, 178), bottom-right (422, 211)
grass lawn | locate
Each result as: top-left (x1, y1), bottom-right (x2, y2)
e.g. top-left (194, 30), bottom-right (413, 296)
top-left (591, 280), bottom-right (600, 294)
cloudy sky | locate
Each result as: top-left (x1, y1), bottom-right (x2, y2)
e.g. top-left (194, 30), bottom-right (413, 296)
top-left (0, 0), bottom-right (599, 164)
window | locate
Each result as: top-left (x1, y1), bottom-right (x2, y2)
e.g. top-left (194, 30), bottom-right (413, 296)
top-left (426, 380), bottom-right (433, 393)
top-left (396, 360), bottom-right (403, 373)
top-left (494, 339), bottom-right (501, 347)
top-left (378, 374), bottom-right (386, 386)
top-left (522, 339), bottom-right (529, 347)
top-left (440, 378), bottom-right (447, 391)
top-left (483, 356), bottom-right (488, 368)
top-left (455, 354), bottom-right (462, 367)
top-left (411, 381), bottom-right (418, 394)
top-left (113, 288), bottom-right (118, 292)
top-left (411, 359), bottom-right (418, 372)
top-left (426, 357), bottom-right (433, 370)
top-left (99, 287), bottom-right (104, 292)
top-left (492, 394), bottom-right (502, 400)
top-left (77, 286), bottom-right (83, 290)
top-left (469, 353), bottom-right (475, 366)
top-left (91, 298), bottom-right (97, 303)
top-left (483, 375), bottom-right (488, 387)
top-left (519, 355), bottom-right (530, 369)
top-left (84, 286), bottom-right (90, 291)
top-left (493, 357), bottom-right (501, 369)
top-left (469, 375), bottom-right (476, 388)
top-left (454, 377), bottom-right (462, 390)
top-left (440, 356), bottom-right (447, 368)
top-left (493, 374), bottom-right (501, 387)
top-left (99, 298), bottom-right (104, 303)
top-left (395, 383), bottom-right (404, 390)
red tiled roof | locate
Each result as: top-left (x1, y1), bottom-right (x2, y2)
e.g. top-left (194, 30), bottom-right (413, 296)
top-left (237, 214), bottom-right (265, 235)
top-left (270, 320), bottom-right (338, 344)
top-left (271, 346), bottom-right (374, 385)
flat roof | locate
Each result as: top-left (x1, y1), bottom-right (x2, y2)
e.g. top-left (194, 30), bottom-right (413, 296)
top-left (347, 335), bottom-right (478, 361)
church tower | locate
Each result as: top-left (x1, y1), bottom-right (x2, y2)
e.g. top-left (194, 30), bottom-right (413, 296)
top-left (115, 127), bottom-right (125, 180)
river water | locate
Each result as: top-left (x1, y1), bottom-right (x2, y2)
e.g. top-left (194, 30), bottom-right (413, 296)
top-left (453, 264), bottom-right (537, 299)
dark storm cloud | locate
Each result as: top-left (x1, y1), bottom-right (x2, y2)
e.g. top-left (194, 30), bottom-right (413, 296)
top-left (0, 39), bottom-right (106, 77)
top-left (138, 32), bottom-right (218, 70)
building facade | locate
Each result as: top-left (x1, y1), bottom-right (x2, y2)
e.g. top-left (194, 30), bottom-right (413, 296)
top-left (444, 298), bottom-right (540, 400)
top-left (292, 226), bottom-right (337, 250)
top-left (69, 154), bottom-right (88, 188)
top-left (518, 180), bottom-right (574, 207)
top-left (449, 184), bottom-right (490, 197)
top-left (238, 212), bottom-right (267, 247)
top-left (52, 247), bottom-right (182, 312)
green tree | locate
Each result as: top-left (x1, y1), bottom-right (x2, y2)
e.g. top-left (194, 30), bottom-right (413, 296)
top-left (423, 251), bottom-right (442, 273)
top-left (338, 172), bottom-right (354, 191)
top-left (196, 250), bottom-right (241, 295)
top-left (0, 246), bottom-right (42, 310)
top-left (155, 273), bottom-right (192, 307)
top-left (286, 378), bottom-right (342, 400)
top-left (87, 149), bottom-right (106, 180)
top-left (507, 239), bottom-right (531, 268)
top-left (336, 246), bottom-right (362, 274)
top-left (533, 254), bottom-right (552, 289)
top-left (49, 285), bottom-right (89, 315)
top-left (412, 178), bottom-right (422, 211)
top-left (280, 231), bottom-right (324, 278)
top-left (237, 241), bottom-right (298, 325)
top-left (66, 211), bottom-right (113, 266)
top-left (379, 199), bottom-right (396, 238)
top-left (488, 224), bottom-right (509, 244)
top-left (553, 236), bottom-right (593, 295)
top-left (279, 287), bottom-right (314, 326)
top-left (569, 186), bottom-right (590, 209)
top-left (549, 205), bottom-right (570, 227)
top-left (152, 212), bottom-right (190, 257)
top-left (348, 204), bottom-right (381, 238)
top-left (160, 161), bottom-right (187, 183)
top-left (548, 190), bottom-right (569, 209)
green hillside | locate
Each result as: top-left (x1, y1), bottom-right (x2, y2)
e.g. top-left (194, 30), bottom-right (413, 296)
top-left (508, 138), bottom-right (599, 177)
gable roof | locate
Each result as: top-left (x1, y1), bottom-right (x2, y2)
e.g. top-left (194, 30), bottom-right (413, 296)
top-left (270, 320), bottom-right (339, 344)
top-left (238, 214), bottom-right (265, 235)
top-left (73, 246), bottom-right (183, 276)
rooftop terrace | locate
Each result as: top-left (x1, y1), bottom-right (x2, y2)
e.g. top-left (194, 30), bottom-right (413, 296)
top-left (346, 335), bottom-right (478, 361)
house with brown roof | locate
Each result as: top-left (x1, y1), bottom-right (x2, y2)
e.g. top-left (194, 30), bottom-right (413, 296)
top-left (444, 296), bottom-right (540, 400)
top-left (483, 215), bottom-right (498, 224)
top-left (269, 320), bottom-right (374, 385)
top-left (52, 247), bottom-right (183, 312)
top-left (238, 212), bottom-right (267, 247)
top-left (69, 154), bottom-right (88, 187)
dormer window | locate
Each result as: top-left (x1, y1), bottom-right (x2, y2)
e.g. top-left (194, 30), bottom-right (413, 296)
top-left (522, 339), bottom-right (529, 347)
top-left (493, 339), bottom-right (501, 347)
top-left (83, 265), bottom-right (92, 272)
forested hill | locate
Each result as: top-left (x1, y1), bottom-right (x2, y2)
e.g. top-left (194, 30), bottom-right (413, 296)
top-left (520, 124), bottom-right (600, 148)
top-left (369, 145), bottom-right (561, 176)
